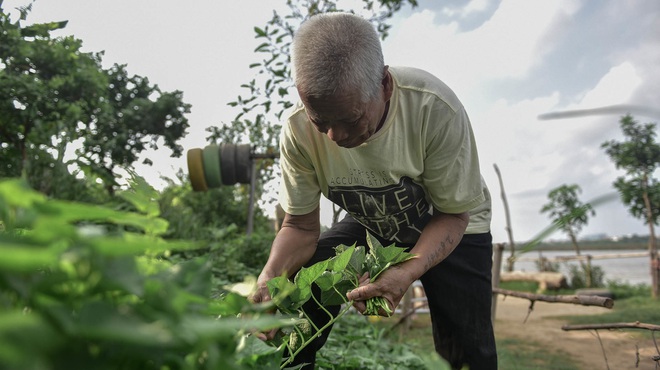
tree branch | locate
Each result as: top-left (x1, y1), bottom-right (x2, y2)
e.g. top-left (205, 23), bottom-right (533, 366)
top-left (562, 321), bottom-right (660, 331)
top-left (493, 287), bottom-right (614, 308)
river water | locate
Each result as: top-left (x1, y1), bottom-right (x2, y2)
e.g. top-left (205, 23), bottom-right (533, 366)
top-left (504, 249), bottom-right (651, 286)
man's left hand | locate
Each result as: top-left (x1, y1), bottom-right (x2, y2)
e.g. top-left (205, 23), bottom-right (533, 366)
top-left (346, 266), bottom-right (413, 316)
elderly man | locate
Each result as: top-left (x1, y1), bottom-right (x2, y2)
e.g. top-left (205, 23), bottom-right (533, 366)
top-left (252, 12), bottom-right (497, 370)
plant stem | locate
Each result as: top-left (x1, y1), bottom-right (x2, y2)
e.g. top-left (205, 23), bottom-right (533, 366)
top-left (280, 300), bottom-right (354, 369)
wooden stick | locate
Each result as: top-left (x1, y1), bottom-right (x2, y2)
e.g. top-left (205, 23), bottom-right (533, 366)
top-left (493, 287), bottom-right (614, 308)
top-left (562, 321), bottom-right (660, 331)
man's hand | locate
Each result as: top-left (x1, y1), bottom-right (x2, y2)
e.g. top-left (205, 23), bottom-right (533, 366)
top-left (346, 266), bottom-right (414, 316)
top-left (248, 208), bottom-right (321, 340)
top-left (249, 274), bottom-right (273, 305)
top-left (249, 274), bottom-right (279, 341)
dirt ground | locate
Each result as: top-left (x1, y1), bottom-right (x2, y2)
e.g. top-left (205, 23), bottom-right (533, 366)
top-left (493, 295), bottom-right (660, 370)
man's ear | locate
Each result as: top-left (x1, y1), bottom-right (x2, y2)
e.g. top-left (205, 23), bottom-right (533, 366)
top-left (382, 66), bottom-right (393, 101)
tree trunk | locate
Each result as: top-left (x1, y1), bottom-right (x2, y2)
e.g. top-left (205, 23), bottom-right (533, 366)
top-left (641, 173), bottom-right (659, 298)
top-left (569, 229), bottom-right (591, 287)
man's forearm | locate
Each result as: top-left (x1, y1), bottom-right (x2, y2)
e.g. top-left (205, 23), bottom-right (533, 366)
top-left (259, 207), bottom-right (321, 280)
top-left (402, 211), bottom-right (469, 282)
top-left (260, 226), bottom-right (319, 279)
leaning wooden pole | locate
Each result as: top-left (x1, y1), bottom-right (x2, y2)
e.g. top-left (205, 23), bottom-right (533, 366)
top-left (562, 321), bottom-right (660, 331)
top-left (493, 164), bottom-right (516, 271)
top-left (492, 287), bottom-right (614, 308)
top-left (491, 243), bottom-right (505, 323)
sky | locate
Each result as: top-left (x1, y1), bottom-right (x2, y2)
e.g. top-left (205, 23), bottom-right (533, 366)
top-left (4, 0), bottom-right (659, 244)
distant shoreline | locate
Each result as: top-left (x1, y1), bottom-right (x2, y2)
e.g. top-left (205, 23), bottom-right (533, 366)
top-left (501, 237), bottom-right (651, 252)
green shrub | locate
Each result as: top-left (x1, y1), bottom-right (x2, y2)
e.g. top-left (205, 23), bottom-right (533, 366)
top-left (0, 178), bottom-right (287, 369)
top-left (534, 256), bottom-right (560, 272)
top-left (566, 263), bottom-right (605, 288)
top-left (606, 280), bottom-right (651, 299)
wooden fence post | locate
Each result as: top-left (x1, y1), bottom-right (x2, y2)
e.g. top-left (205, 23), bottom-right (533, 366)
top-left (491, 243), bottom-right (505, 323)
top-left (399, 285), bottom-right (413, 340)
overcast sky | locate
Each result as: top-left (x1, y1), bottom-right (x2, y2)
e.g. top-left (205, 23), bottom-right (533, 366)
top-left (5, 0), bottom-right (659, 244)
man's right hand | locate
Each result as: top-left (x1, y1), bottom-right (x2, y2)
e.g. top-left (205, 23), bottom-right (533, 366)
top-left (248, 208), bottom-right (321, 341)
top-left (249, 274), bottom-right (280, 341)
top-left (250, 275), bottom-right (273, 305)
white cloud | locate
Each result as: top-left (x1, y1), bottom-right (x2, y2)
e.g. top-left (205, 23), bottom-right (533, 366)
top-left (574, 62), bottom-right (642, 109)
top-left (384, 0), bottom-right (582, 93)
top-left (441, 0), bottom-right (489, 18)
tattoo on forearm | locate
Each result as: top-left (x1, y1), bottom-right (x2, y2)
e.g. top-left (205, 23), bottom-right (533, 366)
top-left (423, 233), bottom-right (457, 271)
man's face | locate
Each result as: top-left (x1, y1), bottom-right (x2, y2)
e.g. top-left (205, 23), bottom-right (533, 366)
top-left (299, 79), bottom-right (390, 149)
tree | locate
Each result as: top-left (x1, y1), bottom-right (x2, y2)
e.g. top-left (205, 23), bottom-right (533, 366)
top-left (0, 2), bottom-right (190, 196)
top-left (78, 64), bottom-right (191, 194)
top-left (541, 184), bottom-right (596, 286)
top-left (602, 114), bottom-right (660, 298)
top-left (0, 3), bottom-right (107, 178)
top-left (205, 0), bottom-right (418, 207)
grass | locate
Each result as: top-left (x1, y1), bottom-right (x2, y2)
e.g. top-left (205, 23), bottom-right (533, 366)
top-left (318, 282), bottom-right (658, 369)
top-left (377, 282), bottom-right (660, 369)
top-left (375, 314), bottom-right (578, 370)
top-left (561, 284), bottom-right (660, 341)
top-left (497, 337), bottom-right (580, 370)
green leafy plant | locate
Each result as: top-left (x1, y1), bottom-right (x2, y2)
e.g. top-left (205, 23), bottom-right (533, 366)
top-left (266, 232), bottom-right (416, 368)
top-left (317, 314), bottom-right (451, 369)
top-left (0, 177), bottom-right (293, 369)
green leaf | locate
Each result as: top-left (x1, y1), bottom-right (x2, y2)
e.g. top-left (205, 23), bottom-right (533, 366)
top-left (365, 231), bottom-right (383, 257)
top-left (254, 42), bottom-right (269, 52)
top-left (293, 260), bottom-right (328, 303)
top-left (35, 199), bottom-right (169, 235)
top-left (87, 233), bottom-right (200, 256)
top-left (329, 245), bottom-right (355, 272)
top-left (74, 301), bottom-right (179, 347)
top-left (319, 279), bottom-right (354, 306)
top-left (207, 292), bottom-right (251, 316)
top-left (97, 255), bottom-right (145, 295)
top-left (254, 26), bottom-right (267, 37)
top-left (117, 176), bottom-right (160, 217)
top-left (0, 242), bottom-right (61, 271)
top-left (315, 270), bottom-right (343, 291)
top-left (0, 179), bottom-right (45, 208)
top-left (364, 231), bottom-right (415, 281)
top-left (0, 311), bottom-right (57, 368)
top-left (267, 276), bottom-right (299, 314)
top-left (346, 245), bottom-right (366, 276)
top-left (236, 333), bottom-right (284, 368)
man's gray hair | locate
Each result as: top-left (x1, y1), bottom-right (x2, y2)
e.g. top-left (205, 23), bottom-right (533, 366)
top-left (291, 12), bottom-right (384, 102)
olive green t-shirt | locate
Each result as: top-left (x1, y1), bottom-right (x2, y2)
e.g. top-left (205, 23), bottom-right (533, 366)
top-left (279, 66), bottom-right (491, 244)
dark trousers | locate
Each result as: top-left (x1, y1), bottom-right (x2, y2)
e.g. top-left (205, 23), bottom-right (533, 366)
top-left (289, 216), bottom-right (498, 370)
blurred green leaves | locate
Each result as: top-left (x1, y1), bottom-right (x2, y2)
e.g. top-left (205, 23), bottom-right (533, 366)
top-left (0, 178), bottom-right (287, 369)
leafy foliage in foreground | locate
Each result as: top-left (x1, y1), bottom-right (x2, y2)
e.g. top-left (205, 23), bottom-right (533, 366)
top-left (265, 233), bottom-right (450, 369)
top-left (317, 314), bottom-right (448, 370)
top-left (0, 178), bottom-right (292, 369)
top-left (0, 176), bottom-right (447, 369)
